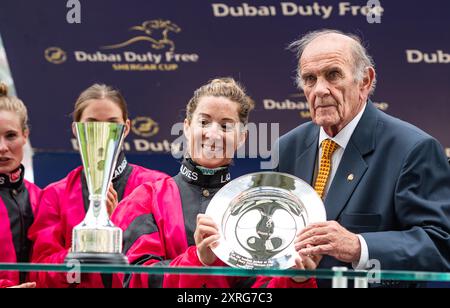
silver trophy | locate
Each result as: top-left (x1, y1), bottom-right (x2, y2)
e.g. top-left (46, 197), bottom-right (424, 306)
top-left (65, 122), bottom-right (128, 264)
top-left (206, 172), bottom-right (326, 269)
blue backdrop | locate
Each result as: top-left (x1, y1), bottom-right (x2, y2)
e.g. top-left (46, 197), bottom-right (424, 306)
top-left (0, 0), bottom-right (449, 187)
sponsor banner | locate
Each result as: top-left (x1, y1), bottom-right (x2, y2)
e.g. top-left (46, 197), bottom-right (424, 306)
top-left (45, 19), bottom-right (200, 72)
top-left (406, 50), bottom-right (450, 64)
top-left (211, 1), bottom-right (384, 19)
top-left (0, 0), bottom-right (448, 155)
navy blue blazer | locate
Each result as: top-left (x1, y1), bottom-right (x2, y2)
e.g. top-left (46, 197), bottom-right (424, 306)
top-left (277, 101), bottom-right (450, 274)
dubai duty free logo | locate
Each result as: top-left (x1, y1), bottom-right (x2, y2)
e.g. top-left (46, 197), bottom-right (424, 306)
top-left (131, 116), bottom-right (160, 137)
top-left (45, 47), bottom-right (67, 64)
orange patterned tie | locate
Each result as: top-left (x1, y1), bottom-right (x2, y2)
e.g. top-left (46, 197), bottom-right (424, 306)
top-left (314, 139), bottom-right (339, 199)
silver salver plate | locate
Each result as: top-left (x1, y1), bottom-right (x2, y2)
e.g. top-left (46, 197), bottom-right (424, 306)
top-left (205, 171), bottom-right (326, 269)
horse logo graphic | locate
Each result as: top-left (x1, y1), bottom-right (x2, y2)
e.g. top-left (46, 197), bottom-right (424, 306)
top-left (102, 19), bottom-right (181, 51)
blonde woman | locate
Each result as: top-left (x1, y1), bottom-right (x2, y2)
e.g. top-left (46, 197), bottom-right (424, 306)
top-left (0, 83), bottom-right (40, 288)
top-left (113, 78), bottom-right (319, 288)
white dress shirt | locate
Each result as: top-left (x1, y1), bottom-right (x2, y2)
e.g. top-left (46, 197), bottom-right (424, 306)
top-left (315, 103), bottom-right (369, 270)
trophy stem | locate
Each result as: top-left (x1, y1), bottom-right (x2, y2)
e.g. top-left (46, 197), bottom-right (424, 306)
top-left (85, 196), bottom-right (110, 225)
top-left (67, 198), bottom-right (128, 264)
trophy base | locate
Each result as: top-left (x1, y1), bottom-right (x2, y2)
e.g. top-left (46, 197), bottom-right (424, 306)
top-left (65, 252), bottom-right (129, 265)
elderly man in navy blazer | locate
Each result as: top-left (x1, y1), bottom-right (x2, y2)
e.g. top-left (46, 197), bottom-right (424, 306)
top-left (277, 29), bottom-right (450, 286)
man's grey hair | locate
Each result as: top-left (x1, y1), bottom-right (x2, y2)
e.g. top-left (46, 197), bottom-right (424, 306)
top-left (289, 29), bottom-right (376, 95)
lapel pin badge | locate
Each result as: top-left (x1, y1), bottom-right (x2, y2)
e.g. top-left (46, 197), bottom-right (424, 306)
top-left (347, 174), bottom-right (354, 181)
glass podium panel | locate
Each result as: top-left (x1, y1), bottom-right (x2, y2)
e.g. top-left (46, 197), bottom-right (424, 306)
top-left (1, 263), bottom-right (450, 285)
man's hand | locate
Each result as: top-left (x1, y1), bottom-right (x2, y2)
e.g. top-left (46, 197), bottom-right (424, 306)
top-left (194, 214), bottom-right (220, 266)
top-left (106, 185), bottom-right (118, 217)
top-left (295, 221), bottom-right (361, 263)
top-left (8, 282), bottom-right (36, 288)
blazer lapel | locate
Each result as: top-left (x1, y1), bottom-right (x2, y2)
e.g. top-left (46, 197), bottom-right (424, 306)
top-left (324, 142), bottom-right (367, 220)
top-left (324, 102), bottom-right (378, 220)
top-left (294, 127), bottom-right (319, 186)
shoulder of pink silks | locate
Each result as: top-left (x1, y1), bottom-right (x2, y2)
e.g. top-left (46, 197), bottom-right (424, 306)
top-left (0, 279), bottom-right (15, 288)
top-left (112, 177), bottom-right (188, 288)
top-left (0, 195), bottom-right (20, 285)
top-left (113, 176), bottom-right (187, 261)
top-left (163, 246), bottom-right (231, 288)
top-left (164, 246), bottom-right (317, 288)
top-left (124, 164), bottom-right (170, 196)
top-left (24, 180), bottom-right (42, 215)
top-left (28, 167), bottom-right (84, 288)
top-left (0, 180), bottom-right (41, 287)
